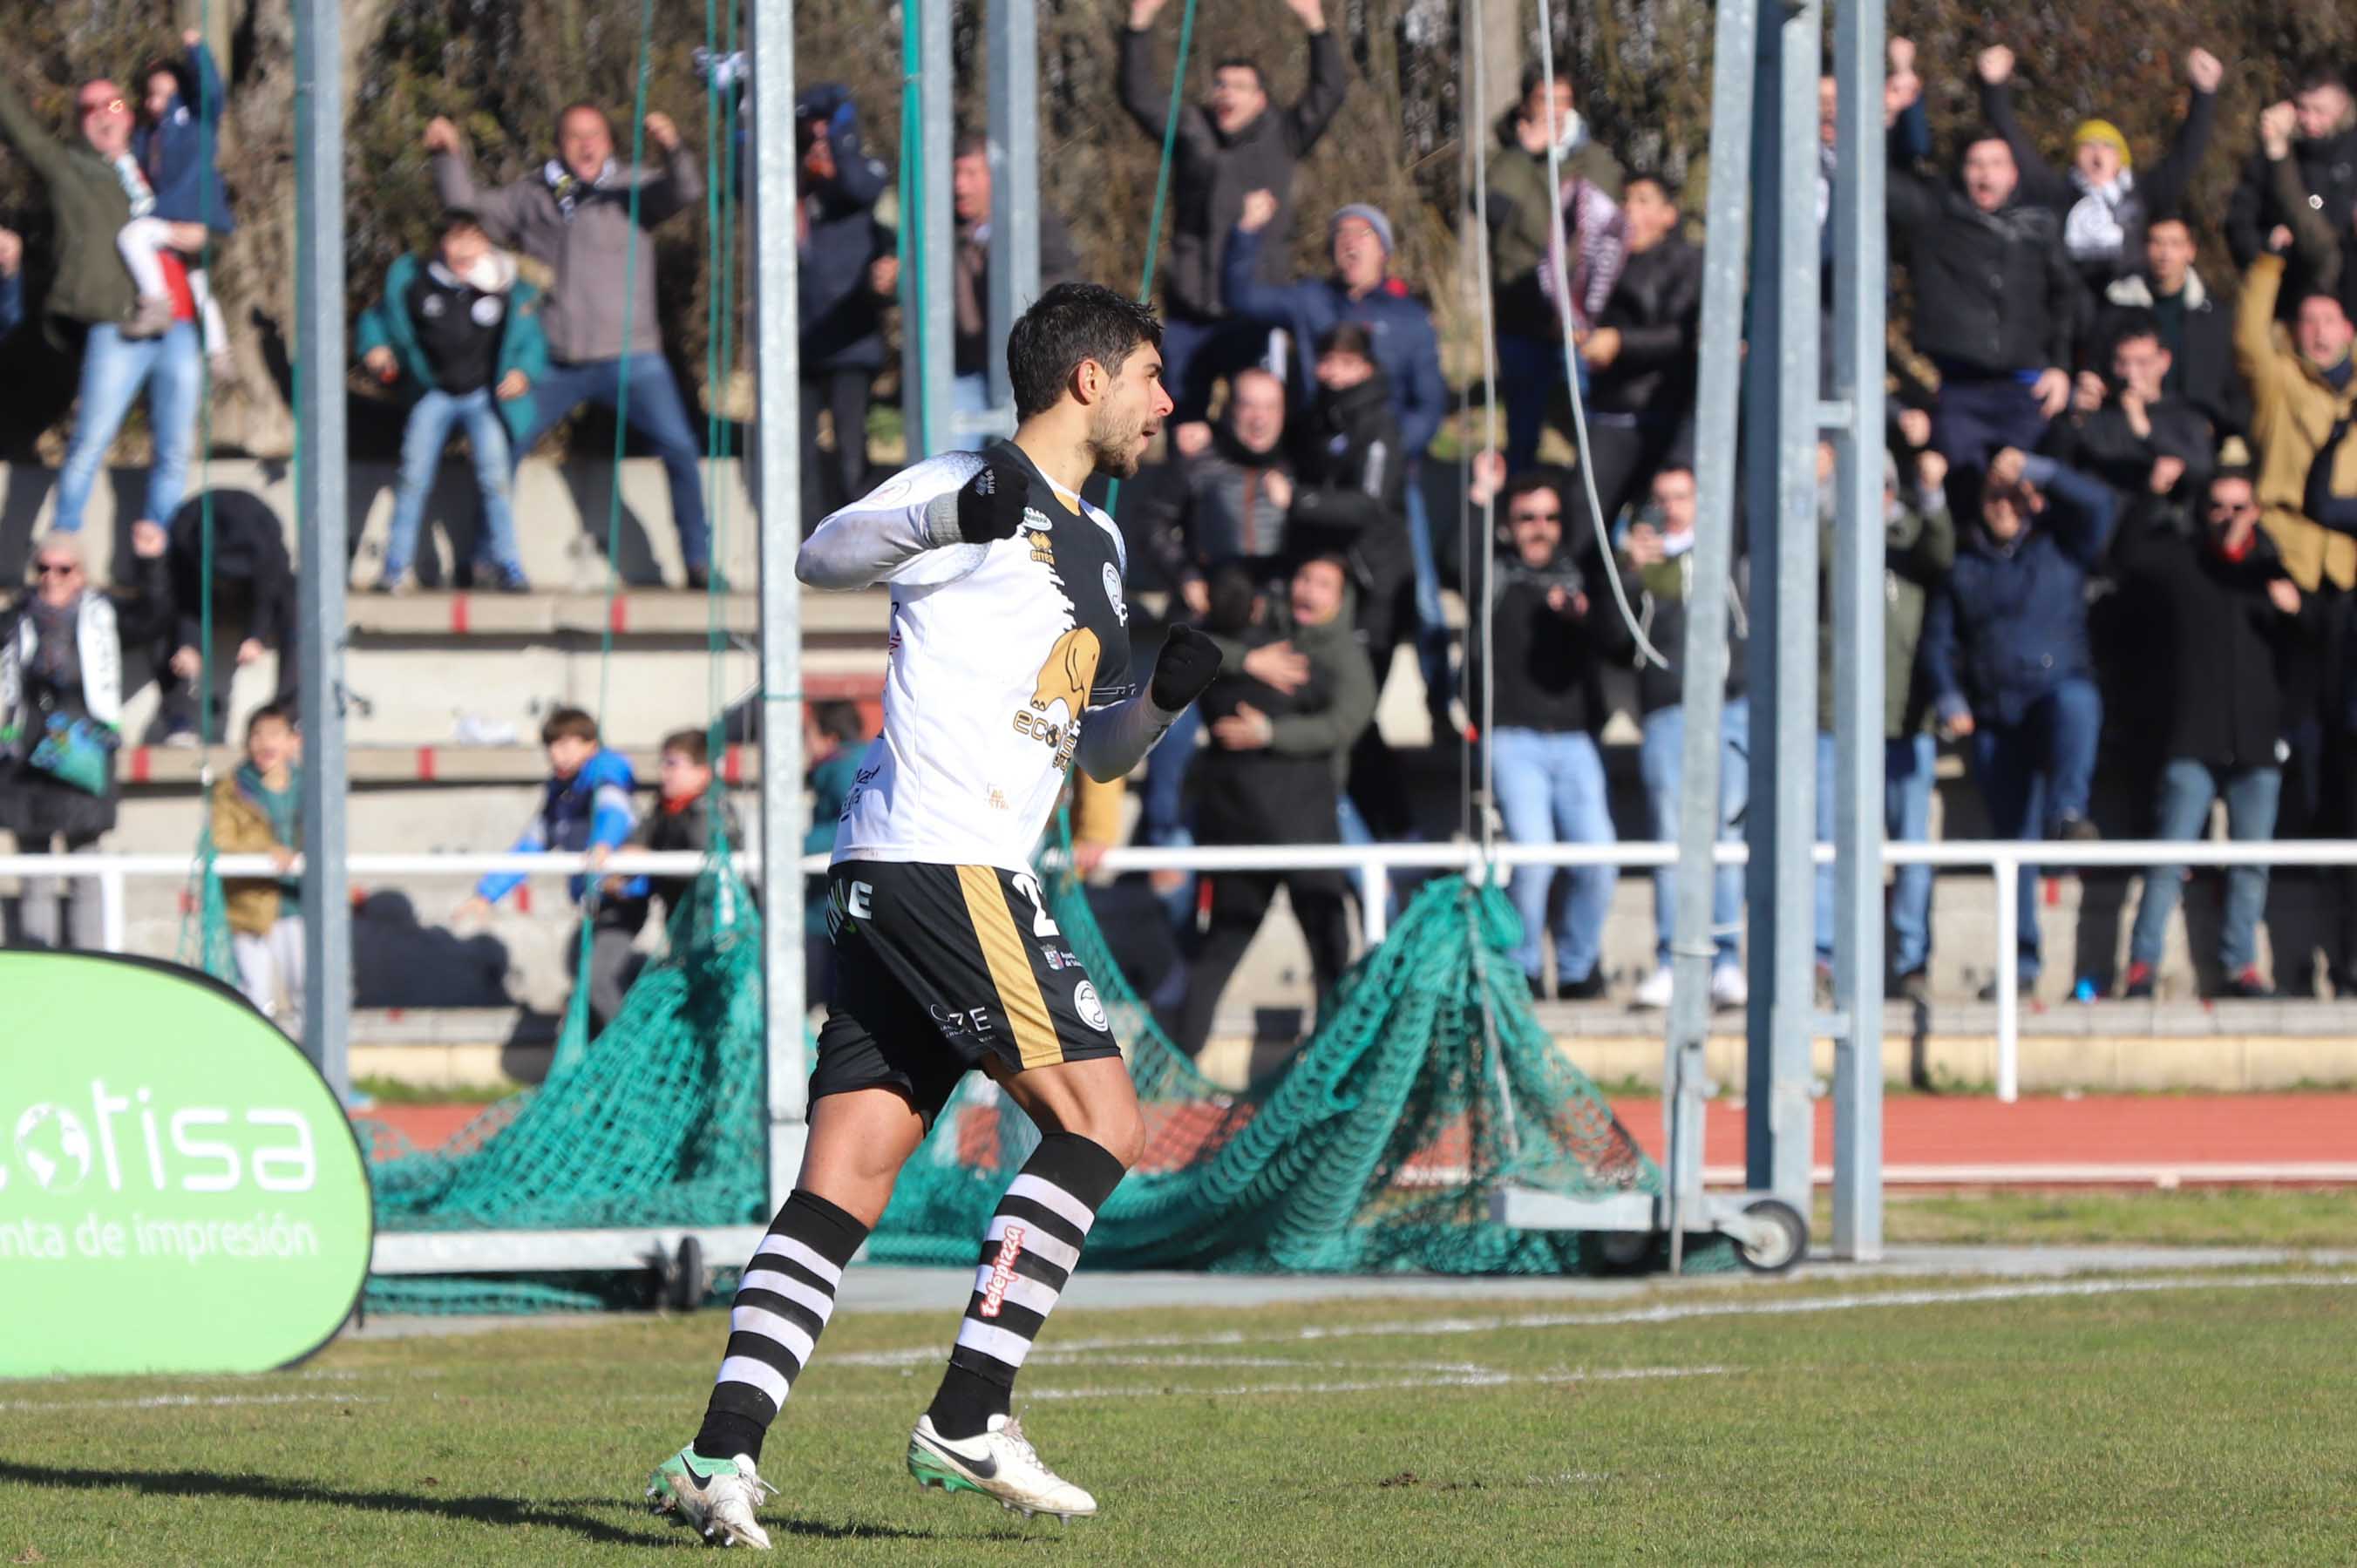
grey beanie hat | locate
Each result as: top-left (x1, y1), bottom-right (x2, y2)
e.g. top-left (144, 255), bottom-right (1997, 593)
top-left (1331, 203), bottom-right (1395, 256)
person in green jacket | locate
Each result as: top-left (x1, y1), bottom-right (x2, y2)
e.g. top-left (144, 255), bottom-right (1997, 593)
top-left (1810, 444), bottom-right (1958, 999)
top-left (0, 68), bottom-right (205, 540)
top-left (1484, 57), bottom-right (1625, 472)
top-left (356, 209), bottom-right (550, 592)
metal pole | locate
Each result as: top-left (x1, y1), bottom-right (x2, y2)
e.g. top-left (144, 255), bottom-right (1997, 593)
top-left (1667, 0), bottom-right (1761, 1255)
top-left (912, 1), bottom-right (956, 457)
top-left (1994, 859), bottom-right (2020, 1103)
top-left (1830, 0), bottom-right (1887, 1260)
top-left (1742, 0), bottom-right (1822, 1210)
top-left (751, 0), bottom-right (808, 1199)
top-left (294, 0), bottom-right (351, 1103)
top-left (984, 0), bottom-right (1040, 430)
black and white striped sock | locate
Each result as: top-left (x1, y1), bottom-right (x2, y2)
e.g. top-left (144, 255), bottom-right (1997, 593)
top-left (696, 1188), bottom-right (869, 1463)
top-left (926, 1131), bottom-right (1128, 1440)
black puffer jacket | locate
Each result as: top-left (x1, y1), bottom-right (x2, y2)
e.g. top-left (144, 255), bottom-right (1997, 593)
top-left (2225, 116), bottom-right (2357, 315)
top-left (2110, 497), bottom-right (2313, 770)
top-left (1286, 373), bottom-right (1411, 588)
top-left (795, 85), bottom-right (893, 372)
top-left (1590, 236), bottom-right (1702, 419)
top-left (1888, 167), bottom-right (2083, 377)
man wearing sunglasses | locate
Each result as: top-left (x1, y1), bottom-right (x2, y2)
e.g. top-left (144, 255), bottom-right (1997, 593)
top-left (2111, 470), bottom-right (2310, 999)
top-left (1, 520), bottom-right (170, 951)
top-left (0, 69), bottom-right (203, 543)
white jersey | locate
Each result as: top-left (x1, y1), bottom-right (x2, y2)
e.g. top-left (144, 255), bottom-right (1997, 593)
top-left (799, 441), bottom-right (1139, 873)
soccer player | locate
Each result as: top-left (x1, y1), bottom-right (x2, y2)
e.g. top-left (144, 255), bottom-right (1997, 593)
top-left (647, 282), bottom-right (1220, 1549)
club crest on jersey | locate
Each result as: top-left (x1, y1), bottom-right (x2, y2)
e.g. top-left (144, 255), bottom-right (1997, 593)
top-left (1102, 561), bottom-right (1127, 626)
top-left (1012, 626), bottom-right (1101, 770)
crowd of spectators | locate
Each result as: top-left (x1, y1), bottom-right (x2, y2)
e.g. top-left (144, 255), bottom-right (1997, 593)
top-left (7, 15), bottom-right (2357, 1025)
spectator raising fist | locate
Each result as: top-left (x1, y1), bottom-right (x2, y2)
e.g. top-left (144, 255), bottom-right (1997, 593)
top-left (1237, 188), bottom-right (1280, 234)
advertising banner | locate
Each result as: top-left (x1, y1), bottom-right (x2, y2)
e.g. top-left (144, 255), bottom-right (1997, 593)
top-left (0, 951), bottom-right (372, 1377)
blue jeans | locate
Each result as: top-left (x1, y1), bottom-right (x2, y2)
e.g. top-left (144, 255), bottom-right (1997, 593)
top-left (520, 354), bottom-right (710, 567)
top-left (1640, 696), bottom-right (1749, 969)
top-left (1496, 329), bottom-right (1590, 474)
top-left (1140, 704), bottom-right (1205, 924)
top-left (2128, 760), bottom-right (2282, 974)
top-left (1969, 676), bottom-right (2102, 980)
top-left (384, 388), bottom-right (519, 579)
top-left (1402, 478), bottom-right (1450, 706)
top-left (1491, 727), bottom-right (1616, 983)
top-left (1158, 313), bottom-right (1266, 424)
top-left (1885, 732), bottom-right (1938, 977)
top-left (1932, 373), bottom-right (2052, 479)
top-left (53, 322), bottom-right (202, 533)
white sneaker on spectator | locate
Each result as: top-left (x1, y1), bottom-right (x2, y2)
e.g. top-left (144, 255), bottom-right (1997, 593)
top-left (1710, 966), bottom-right (1748, 1010)
top-left (1632, 967), bottom-right (1674, 1010)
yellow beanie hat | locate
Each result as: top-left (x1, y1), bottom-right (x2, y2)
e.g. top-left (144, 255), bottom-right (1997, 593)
top-left (2072, 119), bottom-right (2132, 169)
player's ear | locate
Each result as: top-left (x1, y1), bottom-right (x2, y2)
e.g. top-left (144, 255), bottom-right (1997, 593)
top-left (1072, 356), bottom-right (1104, 406)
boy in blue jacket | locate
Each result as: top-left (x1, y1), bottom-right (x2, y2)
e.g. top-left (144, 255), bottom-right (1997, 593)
top-left (457, 707), bottom-right (643, 1030)
top-left (126, 32), bottom-right (234, 363)
top-left (357, 209), bottom-right (549, 591)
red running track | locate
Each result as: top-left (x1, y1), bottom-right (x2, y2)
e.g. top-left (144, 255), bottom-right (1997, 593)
top-left (357, 1094), bottom-right (2357, 1184)
top-left (1605, 1094), bottom-right (2357, 1184)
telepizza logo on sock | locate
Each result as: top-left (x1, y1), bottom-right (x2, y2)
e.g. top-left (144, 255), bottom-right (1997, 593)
top-left (978, 1223), bottom-right (1027, 1317)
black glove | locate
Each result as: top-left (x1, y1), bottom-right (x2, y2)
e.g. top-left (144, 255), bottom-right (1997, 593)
top-left (949, 456), bottom-right (1029, 544)
top-left (1149, 623), bottom-right (1223, 712)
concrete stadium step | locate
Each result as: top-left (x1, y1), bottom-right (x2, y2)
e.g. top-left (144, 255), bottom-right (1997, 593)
top-left (4, 458), bottom-right (764, 590)
top-left (101, 587), bottom-right (889, 749)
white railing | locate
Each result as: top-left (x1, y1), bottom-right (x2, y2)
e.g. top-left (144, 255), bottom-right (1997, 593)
top-left (8, 838), bottom-right (2354, 1106)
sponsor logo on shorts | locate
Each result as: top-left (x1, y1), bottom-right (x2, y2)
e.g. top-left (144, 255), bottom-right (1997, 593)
top-left (978, 1223), bottom-right (1027, 1318)
top-left (928, 1003), bottom-right (995, 1041)
top-left (1073, 981), bottom-right (1109, 1033)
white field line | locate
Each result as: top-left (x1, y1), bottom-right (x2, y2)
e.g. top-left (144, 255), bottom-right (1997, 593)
top-left (826, 1271), bottom-right (2357, 1368)
top-left (0, 1391), bottom-right (385, 1413)
top-left (1021, 1364), bottom-right (1730, 1402)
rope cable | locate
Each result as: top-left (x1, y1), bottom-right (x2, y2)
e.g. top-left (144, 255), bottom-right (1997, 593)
top-left (1468, 1), bottom-right (1503, 866)
top-left (554, 0), bottom-right (660, 1071)
top-left (1101, 0), bottom-right (1201, 519)
top-left (178, 2), bottom-right (234, 981)
top-left (699, 0), bottom-right (743, 832)
top-left (1533, 31), bottom-right (1668, 674)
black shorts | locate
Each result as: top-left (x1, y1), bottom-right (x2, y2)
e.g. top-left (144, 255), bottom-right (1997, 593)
top-left (810, 859), bottom-right (1124, 1126)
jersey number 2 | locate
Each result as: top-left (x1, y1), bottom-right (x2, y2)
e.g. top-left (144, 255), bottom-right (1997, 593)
top-left (1011, 872), bottom-right (1060, 939)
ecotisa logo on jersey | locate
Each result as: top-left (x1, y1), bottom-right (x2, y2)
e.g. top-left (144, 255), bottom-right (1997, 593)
top-left (0, 952), bottom-right (373, 1379)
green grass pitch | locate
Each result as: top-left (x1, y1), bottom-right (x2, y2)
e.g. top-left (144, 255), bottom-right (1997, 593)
top-left (3, 1260), bottom-right (2353, 1562)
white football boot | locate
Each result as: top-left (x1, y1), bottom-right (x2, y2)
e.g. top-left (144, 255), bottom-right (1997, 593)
top-left (906, 1413), bottom-right (1097, 1522)
top-left (647, 1445), bottom-right (776, 1550)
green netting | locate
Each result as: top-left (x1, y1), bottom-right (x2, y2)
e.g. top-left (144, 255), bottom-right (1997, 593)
top-left (867, 865), bottom-right (1663, 1275)
top-left (359, 842), bottom-right (769, 1313)
top-left (359, 822), bottom-right (1729, 1313)
top-left (178, 825), bottom-right (240, 985)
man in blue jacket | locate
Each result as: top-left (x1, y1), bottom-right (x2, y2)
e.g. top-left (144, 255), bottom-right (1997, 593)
top-left (357, 209), bottom-right (549, 592)
top-left (1221, 193), bottom-right (1450, 716)
top-left (455, 706), bottom-right (643, 1031)
top-left (1921, 445), bottom-right (2119, 989)
top-left (795, 85), bottom-right (892, 524)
